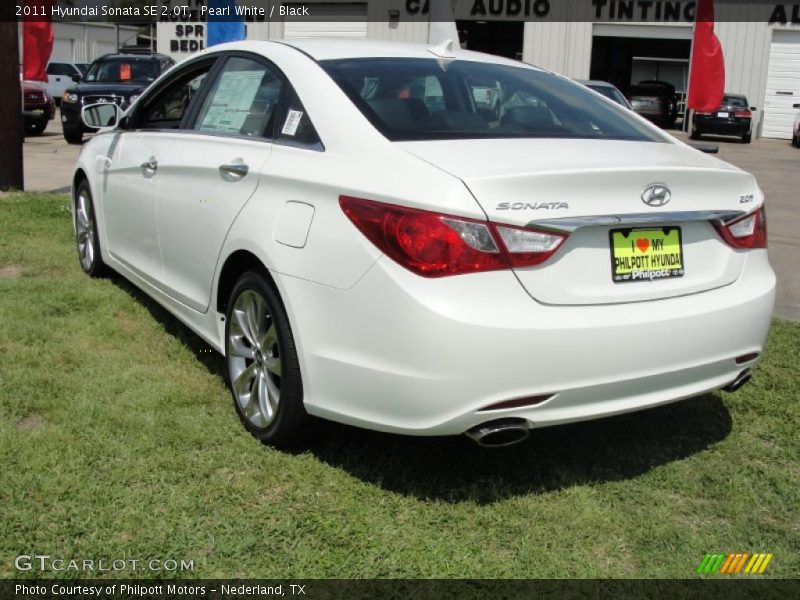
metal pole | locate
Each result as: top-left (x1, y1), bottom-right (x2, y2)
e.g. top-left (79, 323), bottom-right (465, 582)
top-left (0, 14), bottom-right (24, 191)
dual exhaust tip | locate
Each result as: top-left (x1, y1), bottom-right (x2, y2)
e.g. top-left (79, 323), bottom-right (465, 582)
top-left (723, 368), bottom-right (753, 393)
top-left (467, 369), bottom-right (754, 448)
top-left (465, 418), bottom-right (531, 448)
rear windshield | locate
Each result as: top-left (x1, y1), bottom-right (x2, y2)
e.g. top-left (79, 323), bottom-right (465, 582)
top-left (320, 58), bottom-right (665, 142)
top-left (85, 58), bottom-right (158, 83)
top-left (723, 96), bottom-right (748, 107)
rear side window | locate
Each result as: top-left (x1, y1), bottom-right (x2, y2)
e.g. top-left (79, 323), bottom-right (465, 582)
top-left (275, 89), bottom-right (322, 150)
top-left (321, 58), bottom-right (665, 142)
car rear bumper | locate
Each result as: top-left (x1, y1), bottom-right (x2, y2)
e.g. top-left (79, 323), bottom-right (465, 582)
top-left (694, 118), bottom-right (751, 136)
top-left (277, 250), bottom-right (775, 436)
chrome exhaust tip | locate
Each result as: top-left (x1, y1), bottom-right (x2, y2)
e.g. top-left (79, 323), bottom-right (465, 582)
top-left (465, 418), bottom-right (531, 448)
top-left (723, 369), bottom-right (752, 393)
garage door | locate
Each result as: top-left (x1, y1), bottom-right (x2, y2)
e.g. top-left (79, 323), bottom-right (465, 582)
top-left (52, 38), bottom-right (74, 62)
top-left (283, 2), bottom-right (367, 38)
top-left (763, 29), bottom-right (800, 140)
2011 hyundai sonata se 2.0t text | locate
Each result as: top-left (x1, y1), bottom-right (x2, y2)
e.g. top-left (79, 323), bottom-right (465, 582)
top-left (71, 39), bottom-right (775, 448)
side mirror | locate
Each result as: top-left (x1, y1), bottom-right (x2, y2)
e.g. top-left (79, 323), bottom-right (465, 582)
top-left (81, 102), bottom-right (123, 131)
top-left (794, 103), bottom-right (800, 109)
top-left (750, 106), bottom-right (757, 111)
top-left (71, 74), bottom-right (82, 83)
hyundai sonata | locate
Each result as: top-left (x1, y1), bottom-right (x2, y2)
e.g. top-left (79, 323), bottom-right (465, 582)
top-left (71, 39), bottom-right (775, 448)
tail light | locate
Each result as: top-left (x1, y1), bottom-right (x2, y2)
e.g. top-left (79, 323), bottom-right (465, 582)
top-left (715, 206), bottom-right (767, 249)
top-left (734, 109), bottom-right (752, 118)
top-left (339, 196), bottom-right (567, 277)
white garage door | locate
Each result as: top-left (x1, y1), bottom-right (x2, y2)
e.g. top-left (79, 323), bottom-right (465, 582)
top-left (91, 41), bottom-right (118, 61)
top-left (283, 3), bottom-right (367, 38)
top-left (763, 29), bottom-right (800, 140)
top-left (51, 38), bottom-right (74, 62)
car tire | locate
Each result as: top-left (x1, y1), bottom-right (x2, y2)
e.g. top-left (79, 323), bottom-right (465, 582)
top-left (225, 271), bottom-right (307, 449)
top-left (64, 130), bottom-right (83, 144)
top-left (742, 133), bottom-right (752, 144)
top-left (690, 128), bottom-right (700, 140)
top-left (74, 180), bottom-right (107, 278)
top-left (25, 121), bottom-right (47, 136)
top-left (792, 133), bottom-right (799, 148)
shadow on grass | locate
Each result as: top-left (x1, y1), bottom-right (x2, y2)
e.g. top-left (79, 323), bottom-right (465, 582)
top-left (108, 273), bottom-right (227, 381)
top-left (302, 396), bottom-right (732, 503)
top-left (109, 271), bottom-right (733, 504)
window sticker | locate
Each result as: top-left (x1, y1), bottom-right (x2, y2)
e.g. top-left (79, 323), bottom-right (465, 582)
top-left (199, 70), bottom-right (264, 134)
top-left (120, 64), bottom-right (132, 81)
top-left (281, 110), bottom-right (304, 136)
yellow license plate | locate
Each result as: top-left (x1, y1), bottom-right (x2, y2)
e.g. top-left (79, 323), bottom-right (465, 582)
top-left (610, 227), bottom-right (684, 283)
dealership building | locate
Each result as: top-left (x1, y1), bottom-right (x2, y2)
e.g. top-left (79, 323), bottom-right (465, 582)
top-left (154, 1), bottom-right (800, 140)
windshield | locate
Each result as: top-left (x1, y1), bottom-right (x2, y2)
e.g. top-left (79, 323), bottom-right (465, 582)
top-left (85, 58), bottom-right (158, 83)
top-left (321, 58), bottom-right (664, 142)
top-left (587, 84), bottom-right (628, 107)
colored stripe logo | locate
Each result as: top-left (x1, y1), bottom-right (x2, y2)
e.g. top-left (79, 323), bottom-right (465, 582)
top-left (697, 553), bottom-right (773, 574)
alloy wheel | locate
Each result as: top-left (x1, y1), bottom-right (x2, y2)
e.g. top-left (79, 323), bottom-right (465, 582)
top-left (75, 190), bottom-right (96, 271)
top-left (227, 289), bottom-right (282, 429)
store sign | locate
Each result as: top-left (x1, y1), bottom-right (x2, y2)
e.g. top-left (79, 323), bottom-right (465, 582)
top-left (404, 0), bottom-right (800, 23)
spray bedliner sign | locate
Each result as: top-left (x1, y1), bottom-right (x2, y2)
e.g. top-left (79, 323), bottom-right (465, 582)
top-left (610, 227), bottom-right (685, 283)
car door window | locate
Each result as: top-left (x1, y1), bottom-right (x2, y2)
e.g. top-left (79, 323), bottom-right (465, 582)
top-left (193, 57), bottom-right (283, 139)
top-left (135, 60), bottom-right (215, 131)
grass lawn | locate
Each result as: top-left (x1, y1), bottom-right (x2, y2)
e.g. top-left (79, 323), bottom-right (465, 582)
top-left (1, 192), bottom-right (798, 579)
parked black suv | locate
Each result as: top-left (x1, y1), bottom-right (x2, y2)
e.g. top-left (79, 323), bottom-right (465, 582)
top-left (60, 53), bottom-right (174, 144)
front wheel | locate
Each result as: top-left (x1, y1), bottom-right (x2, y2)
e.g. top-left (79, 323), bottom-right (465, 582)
top-left (690, 127), bottom-right (700, 140)
top-left (25, 121), bottom-right (47, 136)
top-left (225, 272), bottom-right (307, 448)
top-left (64, 130), bottom-right (83, 144)
top-left (74, 181), bottom-right (107, 277)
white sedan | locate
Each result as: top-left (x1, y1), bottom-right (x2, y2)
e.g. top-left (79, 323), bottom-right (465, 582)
top-left (71, 39), bottom-right (775, 448)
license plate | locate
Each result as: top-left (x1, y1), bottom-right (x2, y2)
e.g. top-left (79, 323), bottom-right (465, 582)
top-left (717, 111), bottom-right (730, 118)
top-left (31, 109), bottom-right (44, 115)
top-left (610, 227), bottom-right (684, 283)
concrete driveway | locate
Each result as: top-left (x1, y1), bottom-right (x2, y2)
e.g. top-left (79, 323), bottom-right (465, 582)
top-left (20, 118), bottom-right (800, 320)
top-left (22, 109), bottom-right (86, 194)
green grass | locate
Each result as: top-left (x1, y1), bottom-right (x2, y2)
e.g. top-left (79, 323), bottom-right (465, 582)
top-left (1, 192), bottom-right (798, 579)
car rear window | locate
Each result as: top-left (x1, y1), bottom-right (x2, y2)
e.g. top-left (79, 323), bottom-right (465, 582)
top-left (724, 96), bottom-right (748, 107)
top-left (321, 58), bottom-right (665, 143)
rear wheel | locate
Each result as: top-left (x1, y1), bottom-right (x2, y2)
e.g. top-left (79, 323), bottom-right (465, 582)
top-left (225, 272), bottom-right (307, 448)
top-left (742, 132), bottom-right (752, 144)
top-left (689, 127), bottom-right (700, 140)
top-left (74, 181), bottom-right (107, 277)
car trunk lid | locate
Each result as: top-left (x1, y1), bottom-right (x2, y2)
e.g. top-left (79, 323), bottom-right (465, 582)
top-left (400, 138), bottom-right (758, 305)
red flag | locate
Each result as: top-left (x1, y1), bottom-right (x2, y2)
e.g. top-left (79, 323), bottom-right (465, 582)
top-left (687, 0), bottom-right (725, 112)
top-left (22, 0), bottom-right (55, 82)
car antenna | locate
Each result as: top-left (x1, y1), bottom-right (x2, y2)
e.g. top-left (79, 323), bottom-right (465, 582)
top-left (428, 39), bottom-right (455, 59)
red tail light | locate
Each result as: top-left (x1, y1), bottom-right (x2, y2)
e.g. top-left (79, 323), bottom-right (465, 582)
top-left (339, 196), bottom-right (567, 277)
top-left (734, 110), bottom-right (752, 118)
top-left (715, 206), bottom-right (767, 249)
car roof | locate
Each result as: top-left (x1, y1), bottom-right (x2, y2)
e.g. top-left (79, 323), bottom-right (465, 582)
top-left (213, 39), bottom-right (539, 70)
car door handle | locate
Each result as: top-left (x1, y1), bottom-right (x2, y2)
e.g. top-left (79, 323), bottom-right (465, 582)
top-left (219, 163), bottom-right (249, 181)
top-left (140, 157), bottom-right (158, 176)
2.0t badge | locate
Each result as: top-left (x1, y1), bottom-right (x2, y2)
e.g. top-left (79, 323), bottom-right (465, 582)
top-left (641, 183), bottom-right (671, 207)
